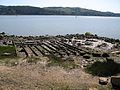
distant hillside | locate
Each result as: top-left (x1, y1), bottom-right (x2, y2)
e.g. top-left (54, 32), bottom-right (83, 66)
top-left (0, 5), bottom-right (120, 16)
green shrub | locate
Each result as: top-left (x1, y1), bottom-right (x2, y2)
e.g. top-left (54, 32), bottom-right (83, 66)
top-left (83, 54), bottom-right (91, 59)
top-left (80, 51), bottom-right (86, 56)
top-left (92, 51), bottom-right (102, 57)
top-left (0, 46), bottom-right (15, 54)
top-left (0, 46), bottom-right (16, 58)
top-left (102, 53), bottom-right (110, 57)
top-left (85, 60), bottom-right (120, 77)
top-left (85, 32), bottom-right (93, 36)
top-left (106, 57), bottom-right (114, 62)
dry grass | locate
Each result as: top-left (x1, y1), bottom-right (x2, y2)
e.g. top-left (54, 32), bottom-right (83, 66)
top-left (0, 57), bottom-right (113, 90)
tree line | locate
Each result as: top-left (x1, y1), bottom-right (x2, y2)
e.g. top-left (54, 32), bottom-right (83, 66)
top-left (0, 5), bottom-right (120, 16)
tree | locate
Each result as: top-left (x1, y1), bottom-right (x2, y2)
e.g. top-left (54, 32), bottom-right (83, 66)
top-left (0, 32), bottom-right (5, 35)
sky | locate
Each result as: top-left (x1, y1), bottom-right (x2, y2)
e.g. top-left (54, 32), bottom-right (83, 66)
top-left (0, 0), bottom-right (120, 13)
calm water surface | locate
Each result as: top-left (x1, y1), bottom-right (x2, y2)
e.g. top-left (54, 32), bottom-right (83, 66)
top-left (0, 15), bottom-right (120, 39)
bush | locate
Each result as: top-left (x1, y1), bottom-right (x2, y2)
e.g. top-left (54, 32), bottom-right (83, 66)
top-left (106, 57), bottom-right (114, 62)
top-left (85, 60), bottom-right (120, 77)
top-left (80, 51), bottom-right (86, 56)
top-left (85, 32), bottom-right (92, 36)
top-left (102, 53), bottom-right (110, 57)
top-left (83, 54), bottom-right (91, 59)
top-left (92, 51), bottom-right (102, 57)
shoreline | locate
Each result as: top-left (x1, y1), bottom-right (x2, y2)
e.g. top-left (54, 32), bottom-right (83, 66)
top-left (0, 15), bottom-right (120, 17)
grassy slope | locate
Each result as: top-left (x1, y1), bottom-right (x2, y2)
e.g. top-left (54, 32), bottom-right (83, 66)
top-left (0, 46), bottom-right (15, 54)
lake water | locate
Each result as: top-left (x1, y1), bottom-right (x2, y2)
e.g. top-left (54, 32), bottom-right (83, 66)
top-left (0, 15), bottom-right (120, 39)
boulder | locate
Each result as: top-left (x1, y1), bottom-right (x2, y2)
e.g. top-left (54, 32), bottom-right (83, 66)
top-left (89, 88), bottom-right (98, 90)
top-left (99, 77), bottom-right (109, 85)
top-left (111, 76), bottom-right (120, 88)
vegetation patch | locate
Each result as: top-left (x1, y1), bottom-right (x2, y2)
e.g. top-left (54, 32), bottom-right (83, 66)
top-left (102, 53), bottom-right (110, 57)
top-left (85, 60), bottom-right (120, 77)
top-left (47, 54), bottom-right (78, 68)
top-left (0, 57), bottom-right (19, 66)
top-left (27, 57), bottom-right (41, 64)
top-left (80, 51), bottom-right (86, 56)
top-left (0, 46), bottom-right (18, 66)
top-left (83, 54), bottom-right (91, 59)
top-left (0, 46), bottom-right (16, 58)
top-left (92, 51), bottom-right (102, 57)
top-left (0, 46), bottom-right (15, 54)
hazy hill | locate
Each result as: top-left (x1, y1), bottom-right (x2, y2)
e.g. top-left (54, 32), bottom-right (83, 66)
top-left (0, 5), bottom-right (120, 16)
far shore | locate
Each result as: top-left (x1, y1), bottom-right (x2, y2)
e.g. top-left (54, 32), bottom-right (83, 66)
top-left (0, 15), bottom-right (120, 17)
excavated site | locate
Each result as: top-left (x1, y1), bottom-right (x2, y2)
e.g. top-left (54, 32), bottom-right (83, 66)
top-left (0, 33), bottom-right (120, 90)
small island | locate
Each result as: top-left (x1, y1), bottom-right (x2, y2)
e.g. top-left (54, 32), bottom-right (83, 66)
top-left (0, 32), bottom-right (120, 89)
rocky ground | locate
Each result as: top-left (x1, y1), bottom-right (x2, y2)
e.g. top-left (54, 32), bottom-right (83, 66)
top-left (0, 33), bottom-right (120, 90)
